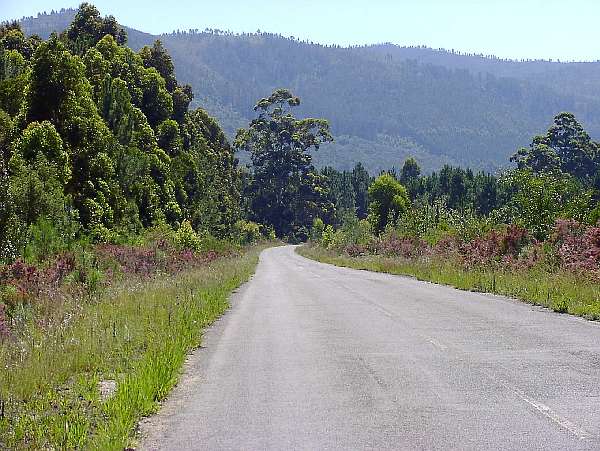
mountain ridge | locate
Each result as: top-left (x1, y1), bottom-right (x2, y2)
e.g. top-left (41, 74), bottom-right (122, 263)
top-left (17, 8), bottom-right (600, 173)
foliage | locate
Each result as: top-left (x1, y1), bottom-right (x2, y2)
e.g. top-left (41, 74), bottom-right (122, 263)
top-left (0, 246), bottom-right (263, 449)
top-left (0, 5), bottom-right (242, 262)
top-left (551, 219), bottom-right (600, 274)
top-left (236, 89), bottom-right (333, 239)
top-left (310, 218), bottom-right (326, 242)
top-left (63, 2), bottom-right (126, 55)
top-left (174, 220), bottom-right (202, 251)
top-left (400, 157), bottom-right (421, 186)
top-left (367, 173), bottom-right (410, 233)
top-left (512, 113), bottom-right (598, 180)
top-left (320, 162), bottom-right (372, 224)
top-left (327, 215), bottom-right (373, 250)
top-left (232, 220), bottom-right (262, 245)
top-left (497, 169), bottom-right (594, 240)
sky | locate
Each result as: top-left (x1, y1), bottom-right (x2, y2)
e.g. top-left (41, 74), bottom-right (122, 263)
top-left (2, 0), bottom-right (598, 62)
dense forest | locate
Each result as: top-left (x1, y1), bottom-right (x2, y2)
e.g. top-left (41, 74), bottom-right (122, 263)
top-left (0, 4), bottom-right (243, 261)
top-left (19, 8), bottom-right (600, 173)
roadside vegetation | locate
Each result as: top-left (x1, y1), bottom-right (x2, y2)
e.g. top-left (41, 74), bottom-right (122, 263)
top-left (301, 113), bottom-right (600, 319)
top-left (0, 5), bottom-right (278, 449)
top-left (0, 234), bottom-right (267, 449)
top-left (298, 230), bottom-right (600, 319)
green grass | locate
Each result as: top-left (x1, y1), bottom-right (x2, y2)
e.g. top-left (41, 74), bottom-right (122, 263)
top-left (0, 245), bottom-right (268, 450)
top-left (297, 245), bottom-right (600, 320)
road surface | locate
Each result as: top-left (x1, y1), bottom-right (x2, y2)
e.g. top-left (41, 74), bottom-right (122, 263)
top-left (140, 245), bottom-right (600, 450)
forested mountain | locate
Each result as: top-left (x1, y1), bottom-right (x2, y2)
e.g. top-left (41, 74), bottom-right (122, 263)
top-left (19, 8), bottom-right (600, 173)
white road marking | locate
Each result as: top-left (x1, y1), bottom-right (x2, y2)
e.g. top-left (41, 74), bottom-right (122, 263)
top-left (487, 372), bottom-right (590, 440)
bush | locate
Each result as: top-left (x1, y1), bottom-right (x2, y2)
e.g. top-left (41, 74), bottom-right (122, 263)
top-left (310, 218), bottom-right (325, 242)
top-left (460, 224), bottom-right (531, 269)
top-left (329, 217), bottom-right (373, 250)
top-left (321, 225), bottom-right (335, 248)
top-left (141, 223), bottom-right (176, 248)
top-left (367, 174), bottom-right (410, 233)
top-left (260, 224), bottom-right (277, 241)
top-left (174, 220), bottom-right (202, 252)
top-left (552, 219), bottom-right (600, 275)
top-left (285, 225), bottom-right (309, 244)
top-left (22, 217), bottom-right (81, 263)
top-left (232, 220), bottom-right (262, 245)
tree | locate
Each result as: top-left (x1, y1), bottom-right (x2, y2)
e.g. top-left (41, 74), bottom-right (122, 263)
top-left (511, 137), bottom-right (561, 174)
top-left (351, 162), bottom-right (371, 219)
top-left (321, 166), bottom-right (355, 225)
top-left (24, 35), bottom-right (121, 232)
top-left (0, 5), bottom-right (244, 253)
top-left (512, 113), bottom-right (597, 180)
top-left (400, 157), bottom-right (421, 184)
top-left (0, 49), bottom-right (29, 117)
top-left (498, 169), bottom-right (593, 239)
top-left (64, 3), bottom-right (126, 55)
top-left (139, 40), bottom-right (177, 93)
top-left (11, 121), bottom-right (70, 185)
top-left (8, 123), bottom-right (71, 231)
top-left (547, 113), bottom-right (597, 179)
top-left (141, 69), bottom-right (173, 128)
top-left (0, 147), bottom-right (13, 261)
top-left (235, 89), bottom-right (333, 238)
top-left (368, 173), bottom-right (410, 233)
top-left (400, 157), bottom-right (421, 199)
top-left (0, 22), bottom-right (40, 59)
top-left (172, 84), bottom-right (193, 123)
top-left (0, 110), bottom-right (12, 167)
top-left (178, 108), bottom-right (241, 237)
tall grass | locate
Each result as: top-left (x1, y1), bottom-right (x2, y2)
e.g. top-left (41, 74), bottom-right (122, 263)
top-left (298, 245), bottom-right (600, 320)
top-left (0, 246), bottom-right (266, 450)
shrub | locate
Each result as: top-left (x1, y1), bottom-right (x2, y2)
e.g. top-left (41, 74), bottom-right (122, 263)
top-left (460, 225), bottom-right (531, 268)
top-left (69, 249), bottom-right (104, 292)
top-left (367, 174), bottom-right (410, 233)
top-left (287, 225), bottom-right (309, 244)
top-left (141, 223), bottom-right (175, 248)
top-left (552, 219), bottom-right (600, 275)
top-left (310, 218), bottom-right (325, 242)
top-left (174, 220), bottom-right (202, 251)
top-left (22, 217), bottom-right (81, 263)
top-left (333, 216), bottom-right (373, 248)
top-left (232, 220), bottom-right (262, 245)
top-left (260, 224), bottom-right (277, 241)
top-left (375, 230), bottom-right (428, 258)
top-left (321, 225), bottom-right (335, 248)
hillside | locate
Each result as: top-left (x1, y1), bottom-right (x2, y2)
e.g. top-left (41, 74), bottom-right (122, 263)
top-left (19, 9), bottom-right (600, 173)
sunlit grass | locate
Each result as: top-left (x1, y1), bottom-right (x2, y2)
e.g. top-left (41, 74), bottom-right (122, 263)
top-left (298, 245), bottom-right (600, 320)
top-left (0, 245), bottom-right (267, 450)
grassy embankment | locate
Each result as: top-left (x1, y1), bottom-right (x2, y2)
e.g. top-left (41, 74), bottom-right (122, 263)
top-left (298, 245), bottom-right (600, 320)
top-left (0, 245), bottom-right (267, 450)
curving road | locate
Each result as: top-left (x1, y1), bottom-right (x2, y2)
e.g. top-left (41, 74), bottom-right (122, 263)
top-left (140, 245), bottom-right (600, 450)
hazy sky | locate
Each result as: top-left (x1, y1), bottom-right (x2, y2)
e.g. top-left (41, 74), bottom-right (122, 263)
top-left (2, 0), bottom-right (598, 61)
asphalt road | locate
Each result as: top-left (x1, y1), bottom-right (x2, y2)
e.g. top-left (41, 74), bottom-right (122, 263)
top-left (140, 245), bottom-right (600, 450)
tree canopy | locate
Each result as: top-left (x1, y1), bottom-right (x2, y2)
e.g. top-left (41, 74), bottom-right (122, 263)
top-left (368, 174), bottom-right (410, 233)
top-left (235, 89), bottom-right (333, 239)
top-left (0, 4), bottom-right (241, 258)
